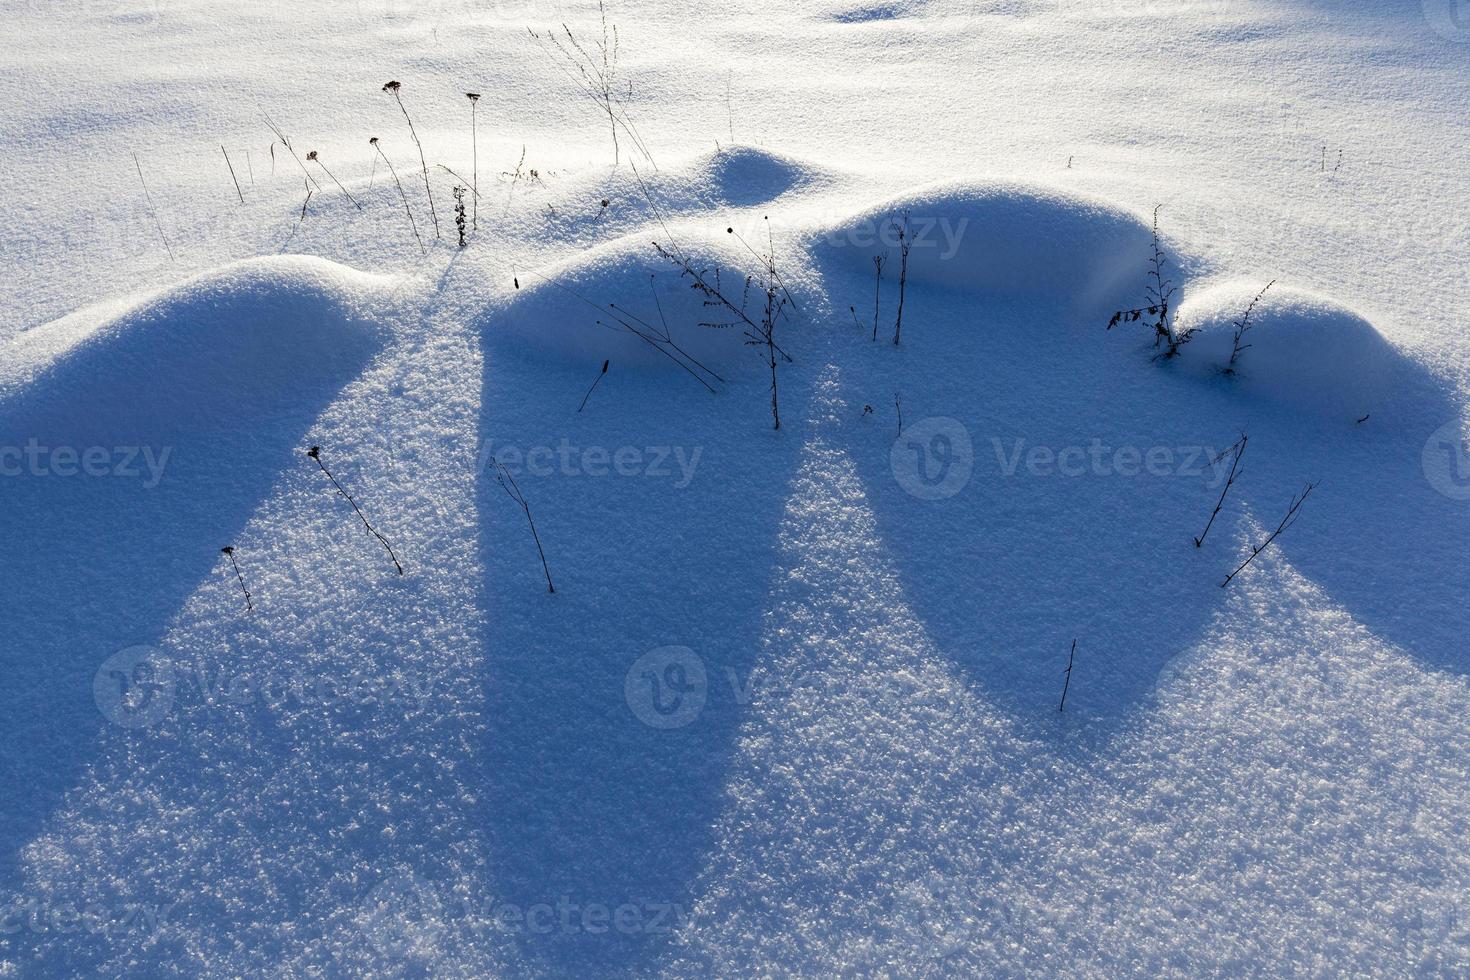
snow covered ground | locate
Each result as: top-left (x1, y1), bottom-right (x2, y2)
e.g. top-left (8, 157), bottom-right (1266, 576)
top-left (2, 0), bottom-right (1469, 974)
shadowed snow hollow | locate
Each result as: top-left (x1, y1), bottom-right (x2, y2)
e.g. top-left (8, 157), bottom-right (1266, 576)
top-left (808, 179), bottom-right (1169, 312)
top-left (1174, 281), bottom-right (1402, 417)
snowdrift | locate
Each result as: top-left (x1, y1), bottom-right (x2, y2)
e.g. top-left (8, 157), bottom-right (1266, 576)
top-left (484, 232), bottom-right (777, 374)
top-left (1, 255), bottom-right (397, 419)
top-left (686, 145), bottom-right (816, 207)
top-left (1175, 281), bottom-right (1401, 416)
top-left (807, 179), bottom-right (1169, 311)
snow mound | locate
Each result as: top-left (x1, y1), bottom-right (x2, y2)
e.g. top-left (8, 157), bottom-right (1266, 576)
top-left (808, 179), bottom-right (1165, 311)
top-left (1175, 281), bottom-right (1400, 416)
top-left (1, 255), bottom-right (398, 413)
top-left (690, 145), bottom-right (816, 207)
top-left (484, 232), bottom-right (774, 374)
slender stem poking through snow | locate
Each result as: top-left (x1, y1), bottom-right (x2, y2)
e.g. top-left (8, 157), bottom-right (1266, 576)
top-left (131, 152), bottom-right (174, 262)
top-left (1059, 638), bottom-right (1076, 712)
top-left (221, 145), bottom-right (244, 204)
top-left (372, 138), bottom-right (425, 256)
top-left (220, 546), bottom-right (253, 612)
top-left (892, 211), bottom-right (910, 345)
top-left (492, 459), bottom-right (555, 593)
top-left (285, 179), bottom-right (312, 247)
top-left (383, 81), bottom-right (440, 239)
top-left (1194, 434), bottom-right (1247, 549)
top-left (306, 150), bottom-right (363, 210)
top-left (1220, 481), bottom-right (1318, 588)
top-left (306, 446), bottom-right (405, 576)
top-left (871, 252), bottom-right (886, 342)
top-left (578, 359), bottom-right (609, 412)
top-left (262, 114), bottom-right (323, 193)
top-left (1226, 280), bottom-right (1274, 374)
top-left (467, 92), bottom-right (480, 232)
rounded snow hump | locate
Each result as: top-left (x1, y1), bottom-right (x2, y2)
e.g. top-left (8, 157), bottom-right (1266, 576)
top-left (808, 179), bottom-right (1173, 313)
top-left (1174, 281), bottom-right (1402, 416)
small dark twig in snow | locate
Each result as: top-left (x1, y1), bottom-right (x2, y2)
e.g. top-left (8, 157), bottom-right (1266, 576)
top-left (892, 211), bottom-right (911, 345)
top-left (382, 80), bottom-right (440, 239)
top-left (1059, 639), bottom-right (1077, 712)
top-left (306, 150), bottom-right (363, 210)
top-left (220, 546), bottom-right (253, 612)
top-left (221, 145), bottom-right (244, 204)
top-left (371, 137), bottom-right (425, 256)
top-left (1226, 280), bottom-right (1274, 374)
top-left (1194, 434), bottom-right (1247, 549)
top-left (306, 445), bottom-right (404, 576)
top-left (492, 459), bottom-right (555, 593)
top-left (131, 152), bottom-right (174, 262)
top-left (578, 359), bottom-right (609, 412)
top-left (1220, 481), bottom-right (1317, 588)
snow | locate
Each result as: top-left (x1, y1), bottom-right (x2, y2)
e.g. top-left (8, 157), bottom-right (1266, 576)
top-left (1175, 281), bottom-right (1403, 416)
top-left (3, 0), bottom-right (1470, 975)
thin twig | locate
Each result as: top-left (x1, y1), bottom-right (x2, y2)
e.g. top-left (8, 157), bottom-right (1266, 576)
top-left (492, 460), bottom-right (555, 593)
top-left (307, 446), bottom-right (404, 576)
top-left (221, 546), bottom-right (253, 612)
top-left (1220, 482), bottom-right (1318, 588)
top-left (578, 359), bottom-right (609, 412)
top-left (1059, 639), bottom-right (1076, 712)
top-left (1194, 434), bottom-right (1247, 548)
top-left (221, 145), bottom-right (244, 204)
top-left (132, 152), bottom-right (174, 261)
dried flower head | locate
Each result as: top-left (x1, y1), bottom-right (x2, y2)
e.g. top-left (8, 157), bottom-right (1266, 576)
top-left (306, 150), bottom-right (319, 161)
top-left (307, 446), bottom-right (321, 459)
top-left (382, 80), bottom-right (401, 92)
top-left (369, 136), bottom-right (379, 145)
top-left (221, 546), bottom-right (235, 555)
top-left (467, 92), bottom-right (481, 101)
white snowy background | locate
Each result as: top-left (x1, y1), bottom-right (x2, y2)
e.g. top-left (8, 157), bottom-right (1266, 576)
top-left (2, 0), bottom-right (1469, 974)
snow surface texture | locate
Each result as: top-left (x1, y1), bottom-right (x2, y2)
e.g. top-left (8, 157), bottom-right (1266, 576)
top-left (3, 0), bottom-right (1470, 975)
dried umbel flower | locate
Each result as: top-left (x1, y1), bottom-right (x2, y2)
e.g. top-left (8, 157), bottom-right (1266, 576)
top-left (220, 545), bottom-right (253, 612)
top-left (466, 93), bottom-right (481, 231)
top-left (382, 79), bottom-right (439, 238)
top-left (305, 149), bottom-right (363, 210)
top-left (306, 445), bottom-right (405, 576)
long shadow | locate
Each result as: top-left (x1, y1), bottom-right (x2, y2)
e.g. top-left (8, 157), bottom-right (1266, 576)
top-left (474, 320), bottom-right (820, 977)
top-left (0, 278), bottom-right (387, 892)
top-left (827, 265), bottom-right (1467, 745)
